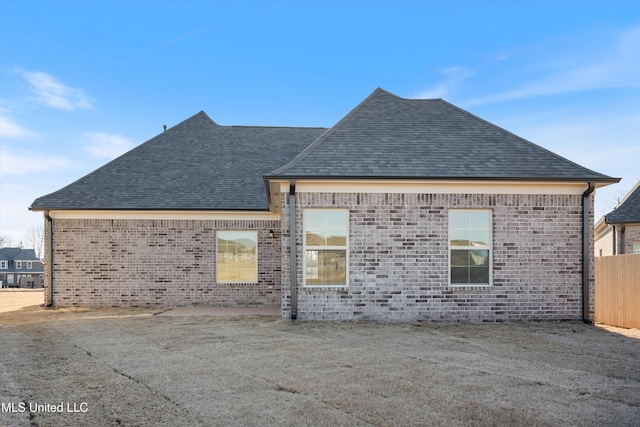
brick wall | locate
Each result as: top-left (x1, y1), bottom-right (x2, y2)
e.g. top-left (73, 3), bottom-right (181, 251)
top-left (45, 218), bottom-right (280, 308)
top-left (621, 225), bottom-right (640, 255)
top-left (281, 192), bottom-right (593, 322)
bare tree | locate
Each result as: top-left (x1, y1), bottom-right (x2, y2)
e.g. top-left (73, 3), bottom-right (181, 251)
top-left (25, 225), bottom-right (45, 259)
top-left (0, 234), bottom-right (14, 248)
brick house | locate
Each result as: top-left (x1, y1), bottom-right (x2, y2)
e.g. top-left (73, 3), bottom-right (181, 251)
top-left (595, 181), bottom-right (640, 256)
top-left (0, 248), bottom-right (44, 288)
top-left (30, 88), bottom-right (618, 322)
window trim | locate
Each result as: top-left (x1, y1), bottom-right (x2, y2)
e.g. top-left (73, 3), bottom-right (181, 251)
top-left (27, 261), bottom-right (33, 269)
top-left (448, 209), bottom-right (493, 287)
top-left (303, 208), bottom-right (349, 288)
top-left (633, 241), bottom-right (640, 254)
top-left (15, 261), bottom-right (22, 269)
top-left (0, 261), bottom-right (7, 269)
top-left (215, 230), bottom-right (258, 284)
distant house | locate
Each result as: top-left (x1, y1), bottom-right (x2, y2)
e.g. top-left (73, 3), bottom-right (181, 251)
top-left (0, 248), bottom-right (44, 288)
top-left (30, 88), bottom-right (619, 322)
top-left (595, 181), bottom-right (640, 256)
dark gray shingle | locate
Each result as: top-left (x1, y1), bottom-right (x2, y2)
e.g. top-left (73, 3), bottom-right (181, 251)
top-left (30, 112), bottom-right (326, 210)
top-left (267, 88), bottom-right (617, 182)
top-left (605, 182), bottom-right (640, 224)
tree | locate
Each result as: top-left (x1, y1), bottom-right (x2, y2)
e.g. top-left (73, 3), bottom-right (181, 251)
top-left (0, 234), bottom-right (14, 248)
top-left (25, 225), bottom-right (45, 259)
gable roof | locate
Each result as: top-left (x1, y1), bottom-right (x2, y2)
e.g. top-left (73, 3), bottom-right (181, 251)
top-left (0, 248), bottom-right (40, 261)
top-left (267, 88), bottom-right (618, 182)
top-left (605, 181), bottom-right (640, 224)
top-left (30, 112), bottom-right (327, 211)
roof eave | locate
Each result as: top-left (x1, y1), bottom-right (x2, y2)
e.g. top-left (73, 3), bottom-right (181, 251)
top-left (264, 175), bottom-right (621, 184)
top-left (28, 206), bottom-right (272, 212)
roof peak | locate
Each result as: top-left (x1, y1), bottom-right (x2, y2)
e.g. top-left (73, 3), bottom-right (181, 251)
top-left (605, 180), bottom-right (640, 224)
top-left (267, 88), bottom-right (618, 182)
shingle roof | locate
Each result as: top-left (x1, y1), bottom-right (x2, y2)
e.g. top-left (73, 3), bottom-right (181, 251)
top-left (30, 112), bottom-right (327, 210)
top-left (605, 181), bottom-right (640, 224)
top-left (31, 88), bottom-right (618, 212)
top-left (0, 248), bottom-right (39, 261)
top-left (267, 88), bottom-right (618, 182)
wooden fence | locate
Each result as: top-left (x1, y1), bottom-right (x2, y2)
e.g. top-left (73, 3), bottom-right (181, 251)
top-left (595, 254), bottom-right (640, 329)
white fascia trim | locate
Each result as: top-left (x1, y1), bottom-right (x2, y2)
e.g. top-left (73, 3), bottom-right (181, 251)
top-left (48, 210), bottom-right (280, 221)
top-left (278, 180), bottom-right (592, 195)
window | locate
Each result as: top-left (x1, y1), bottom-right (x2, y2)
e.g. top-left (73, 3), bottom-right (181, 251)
top-left (304, 209), bottom-right (349, 286)
top-left (27, 262), bottom-right (33, 269)
top-left (216, 231), bottom-right (257, 283)
top-left (449, 210), bottom-right (492, 286)
top-left (15, 261), bottom-right (22, 269)
top-left (633, 242), bottom-right (640, 254)
top-left (0, 261), bottom-right (6, 269)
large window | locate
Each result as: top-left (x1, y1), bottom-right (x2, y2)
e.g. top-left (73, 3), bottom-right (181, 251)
top-left (216, 231), bottom-right (258, 283)
top-left (449, 210), bottom-right (492, 286)
top-left (304, 209), bottom-right (349, 286)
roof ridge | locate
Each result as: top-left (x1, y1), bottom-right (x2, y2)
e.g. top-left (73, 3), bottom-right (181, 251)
top-left (605, 179), bottom-right (640, 223)
top-left (30, 111), bottom-right (215, 210)
top-left (267, 88), bottom-right (392, 176)
top-left (436, 99), bottom-right (612, 179)
top-left (614, 180), bottom-right (640, 208)
top-left (230, 125), bottom-right (328, 130)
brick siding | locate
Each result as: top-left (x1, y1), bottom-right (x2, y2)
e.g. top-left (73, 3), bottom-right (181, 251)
top-left (44, 219), bottom-right (280, 308)
top-left (621, 225), bottom-right (640, 255)
top-left (281, 192), bottom-right (594, 322)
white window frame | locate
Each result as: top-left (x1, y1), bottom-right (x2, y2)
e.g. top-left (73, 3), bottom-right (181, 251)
top-left (303, 208), bottom-right (349, 287)
top-left (448, 209), bottom-right (493, 287)
top-left (15, 261), bottom-right (22, 269)
top-left (215, 230), bottom-right (258, 284)
top-left (27, 261), bottom-right (33, 269)
top-left (0, 261), bottom-right (7, 269)
top-left (633, 242), bottom-right (640, 254)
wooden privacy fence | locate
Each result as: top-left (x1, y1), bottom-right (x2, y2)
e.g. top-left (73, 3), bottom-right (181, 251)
top-left (595, 254), bottom-right (640, 329)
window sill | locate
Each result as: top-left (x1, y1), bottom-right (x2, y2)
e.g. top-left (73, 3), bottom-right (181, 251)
top-left (303, 285), bottom-right (349, 290)
top-left (449, 284), bottom-right (492, 289)
top-left (216, 282), bottom-right (260, 286)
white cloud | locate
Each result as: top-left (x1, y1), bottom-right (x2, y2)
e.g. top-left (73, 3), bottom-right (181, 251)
top-left (17, 69), bottom-right (95, 111)
top-left (463, 24), bottom-right (640, 107)
top-left (0, 114), bottom-right (38, 138)
top-left (415, 67), bottom-right (473, 99)
top-left (83, 132), bottom-right (135, 159)
top-left (0, 146), bottom-right (77, 177)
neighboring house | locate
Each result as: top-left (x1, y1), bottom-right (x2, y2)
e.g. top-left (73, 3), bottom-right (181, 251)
top-left (30, 88), bottom-right (619, 322)
top-left (0, 247), bottom-right (44, 288)
top-left (595, 181), bottom-right (640, 256)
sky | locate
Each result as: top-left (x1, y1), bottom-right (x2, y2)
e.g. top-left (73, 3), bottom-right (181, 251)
top-left (1, 0), bottom-right (639, 247)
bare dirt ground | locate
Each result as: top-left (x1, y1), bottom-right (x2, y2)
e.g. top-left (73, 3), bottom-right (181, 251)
top-left (0, 299), bottom-right (639, 426)
top-left (0, 290), bottom-right (44, 314)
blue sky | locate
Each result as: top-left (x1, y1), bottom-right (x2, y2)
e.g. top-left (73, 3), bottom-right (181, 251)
top-left (1, 0), bottom-right (639, 245)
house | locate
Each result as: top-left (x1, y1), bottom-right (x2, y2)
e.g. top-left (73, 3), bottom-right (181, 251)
top-left (30, 88), bottom-right (619, 322)
top-left (595, 181), bottom-right (640, 256)
top-left (0, 248), bottom-right (44, 288)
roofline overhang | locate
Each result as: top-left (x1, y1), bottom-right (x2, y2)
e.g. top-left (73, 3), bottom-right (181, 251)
top-left (29, 206), bottom-right (272, 213)
top-left (264, 175), bottom-right (620, 185)
top-left (34, 209), bottom-right (280, 221)
top-left (604, 218), bottom-right (640, 225)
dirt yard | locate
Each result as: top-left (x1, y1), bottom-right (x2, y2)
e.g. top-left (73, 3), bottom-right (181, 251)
top-left (0, 289), bottom-right (44, 314)
top-left (0, 300), bottom-right (639, 426)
